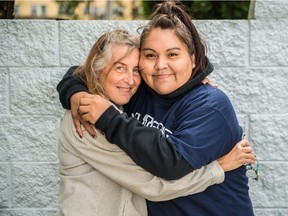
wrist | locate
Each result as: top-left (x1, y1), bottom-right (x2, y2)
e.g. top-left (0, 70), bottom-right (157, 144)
top-left (217, 156), bottom-right (227, 172)
top-left (95, 105), bottom-right (120, 134)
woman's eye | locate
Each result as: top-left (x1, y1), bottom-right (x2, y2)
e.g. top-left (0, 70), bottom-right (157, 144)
top-left (116, 66), bottom-right (125, 72)
top-left (168, 53), bottom-right (177, 57)
top-left (145, 53), bottom-right (156, 58)
top-left (133, 68), bottom-right (140, 74)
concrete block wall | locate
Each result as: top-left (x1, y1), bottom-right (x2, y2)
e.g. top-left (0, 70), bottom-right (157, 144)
top-left (0, 0), bottom-right (287, 215)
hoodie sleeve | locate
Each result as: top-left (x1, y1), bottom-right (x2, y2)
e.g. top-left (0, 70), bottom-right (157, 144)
top-left (56, 66), bottom-right (88, 109)
top-left (96, 106), bottom-right (195, 180)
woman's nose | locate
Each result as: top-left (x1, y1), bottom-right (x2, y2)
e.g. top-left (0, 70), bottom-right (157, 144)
top-left (154, 57), bottom-right (167, 70)
top-left (124, 71), bottom-right (134, 85)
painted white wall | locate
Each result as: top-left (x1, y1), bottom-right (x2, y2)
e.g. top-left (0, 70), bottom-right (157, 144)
top-left (0, 1), bottom-right (288, 215)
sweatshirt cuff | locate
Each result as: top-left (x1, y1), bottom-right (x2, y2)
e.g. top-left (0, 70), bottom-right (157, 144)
top-left (209, 161), bottom-right (225, 184)
top-left (95, 105), bottom-right (120, 134)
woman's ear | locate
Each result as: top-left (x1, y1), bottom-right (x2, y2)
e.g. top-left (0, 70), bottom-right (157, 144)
top-left (191, 54), bottom-right (196, 69)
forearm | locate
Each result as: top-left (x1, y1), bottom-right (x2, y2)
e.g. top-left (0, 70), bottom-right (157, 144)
top-left (95, 106), bottom-right (194, 180)
top-left (60, 111), bottom-right (224, 201)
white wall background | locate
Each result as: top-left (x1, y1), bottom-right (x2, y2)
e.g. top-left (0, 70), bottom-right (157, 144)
top-left (0, 1), bottom-right (288, 215)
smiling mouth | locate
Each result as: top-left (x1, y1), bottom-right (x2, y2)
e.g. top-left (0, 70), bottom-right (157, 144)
top-left (117, 86), bottom-right (132, 92)
top-left (154, 74), bottom-right (172, 79)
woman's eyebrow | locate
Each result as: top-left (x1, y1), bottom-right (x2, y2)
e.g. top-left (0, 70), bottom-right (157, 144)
top-left (142, 48), bottom-right (155, 52)
top-left (167, 47), bottom-right (181, 51)
top-left (142, 47), bottom-right (181, 52)
top-left (112, 61), bottom-right (126, 68)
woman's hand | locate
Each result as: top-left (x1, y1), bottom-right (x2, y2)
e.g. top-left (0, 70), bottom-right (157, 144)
top-left (217, 140), bottom-right (256, 172)
top-left (70, 92), bottom-right (96, 138)
top-left (202, 77), bottom-right (218, 88)
top-left (78, 94), bottom-right (111, 125)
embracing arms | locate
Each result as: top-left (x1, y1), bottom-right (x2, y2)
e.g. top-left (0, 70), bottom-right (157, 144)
top-left (57, 67), bottom-right (256, 180)
top-left (59, 110), bottom-right (225, 201)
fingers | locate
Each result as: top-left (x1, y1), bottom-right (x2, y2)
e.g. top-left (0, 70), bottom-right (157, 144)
top-left (71, 104), bottom-right (83, 138)
top-left (238, 140), bottom-right (255, 158)
top-left (71, 100), bottom-right (94, 138)
top-left (239, 149), bottom-right (256, 165)
top-left (242, 146), bottom-right (253, 155)
top-left (73, 117), bottom-right (83, 138)
top-left (236, 140), bottom-right (256, 163)
top-left (243, 157), bottom-right (256, 165)
top-left (80, 95), bottom-right (103, 105)
top-left (72, 112), bottom-right (97, 138)
top-left (244, 151), bottom-right (257, 164)
top-left (82, 121), bottom-right (97, 137)
top-left (202, 77), bottom-right (218, 88)
top-left (79, 97), bottom-right (93, 106)
top-left (78, 96), bottom-right (111, 125)
top-left (201, 77), bottom-right (210, 84)
top-left (69, 92), bottom-right (98, 138)
top-left (77, 107), bottom-right (94, 124)
top-left (237, 139), bottom-right (250, 147)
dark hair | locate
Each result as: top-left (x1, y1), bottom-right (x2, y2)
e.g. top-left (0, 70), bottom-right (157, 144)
top-left (140, 0), bottom-right (207, 78)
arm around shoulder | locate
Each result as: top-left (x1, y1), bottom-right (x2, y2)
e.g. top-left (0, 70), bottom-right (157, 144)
top-left (56, 66), bottom-right (88, 109)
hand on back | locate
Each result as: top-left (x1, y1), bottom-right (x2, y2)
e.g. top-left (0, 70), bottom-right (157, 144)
top-left (217, 140), bottom-right (256, 172)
